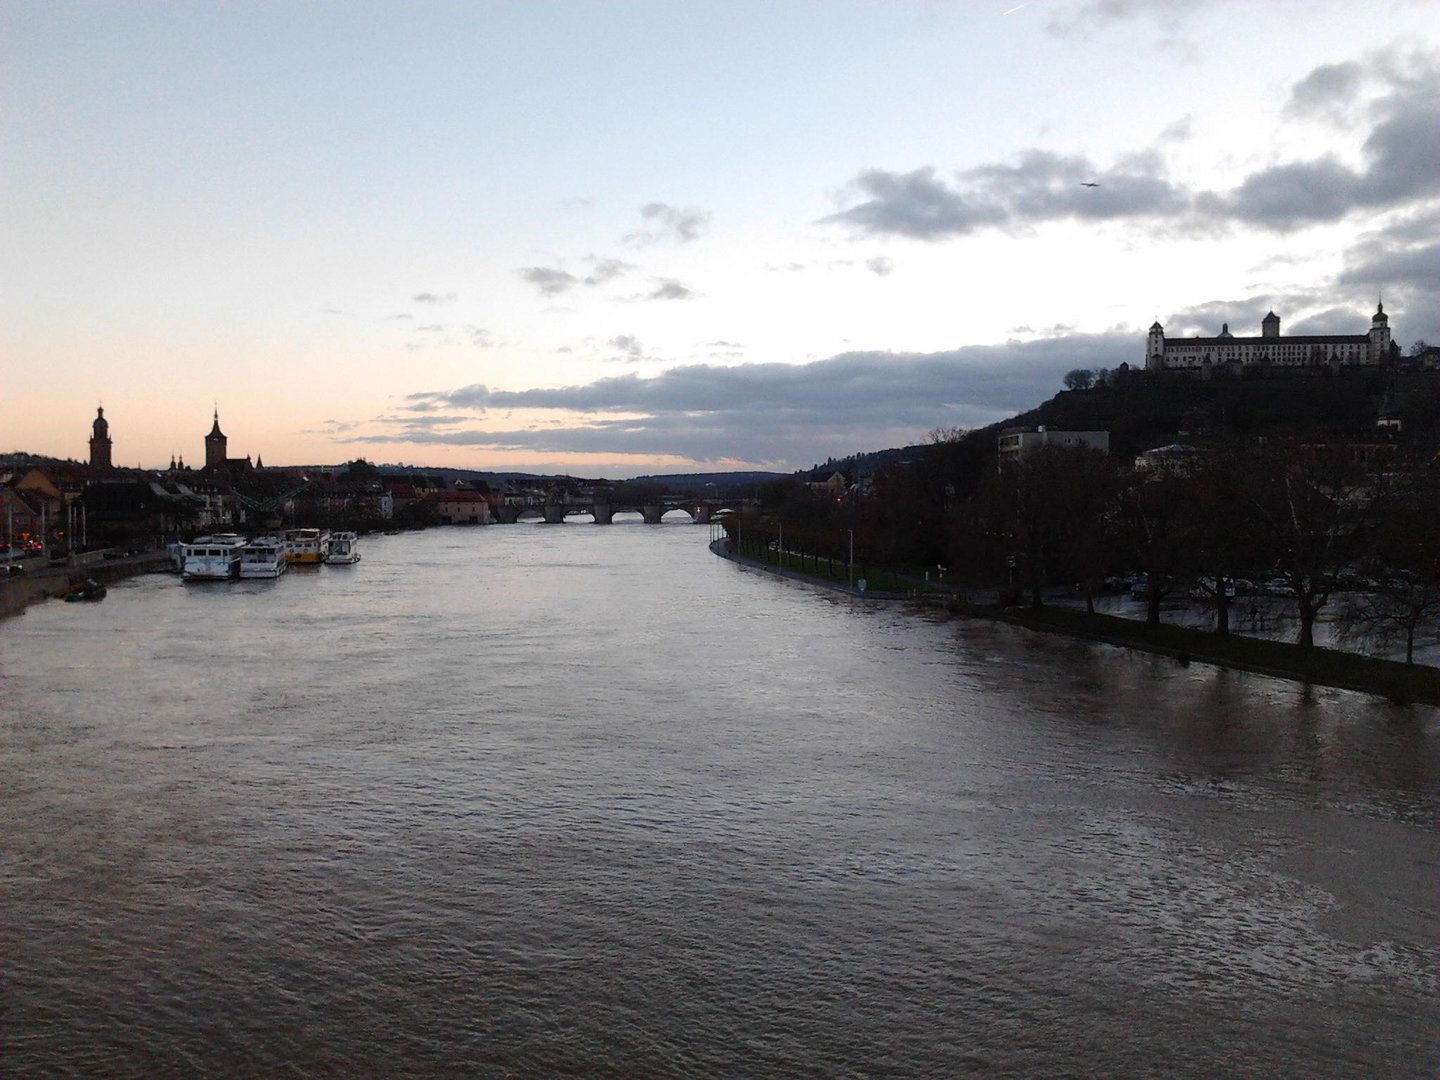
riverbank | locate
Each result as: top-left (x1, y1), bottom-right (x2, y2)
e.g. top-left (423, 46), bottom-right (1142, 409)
top-left (711, 539), bottom-right (1440, 706)
top-left (0, 553), bottom-right (172, 618)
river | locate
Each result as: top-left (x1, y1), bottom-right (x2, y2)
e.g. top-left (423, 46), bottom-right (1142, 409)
top-left (3, 521), bottom-right (1436, 1078)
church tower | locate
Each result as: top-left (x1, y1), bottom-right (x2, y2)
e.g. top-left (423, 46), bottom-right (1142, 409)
top-left (1369, 300), bottom-right (1391, 362)
top-left (89, 406), bottom-right (113, 469)
top-left (204, 409), bottom-right (228, 471)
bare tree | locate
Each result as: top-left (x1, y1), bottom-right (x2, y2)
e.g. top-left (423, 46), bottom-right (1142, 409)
top-left (1351, 458), bottom-right (1440, 663)
top-left (1063, 369), bottom-right (1095, 391)
top-left (1235, 441), bottom-right (1385, 648)
top-left (1116, 463), bottom-right (1198, 625)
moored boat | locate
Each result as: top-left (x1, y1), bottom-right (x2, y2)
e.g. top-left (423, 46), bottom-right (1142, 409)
top-left (63, 578), bottom-right (107, 601)
top-left (239, 536), bottom-right (289, 578)
top-left (284, 528), bottom-right (330, 565)
top-left (181, 534), bottom-right (246, 580)
top-left (327, 531), bottom-right (360, 564)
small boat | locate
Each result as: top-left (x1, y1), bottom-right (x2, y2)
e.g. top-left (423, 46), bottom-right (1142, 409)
top-left (284, 528), bottom-right (330, 565)
top-left (181, 534), bottom-right (246, 580)
top-left (63, 579), bottom-right (107, 602)
top-left (239, 537), bottom-right (289, 578)
top-left (327, 531), bottom-right (361, 564)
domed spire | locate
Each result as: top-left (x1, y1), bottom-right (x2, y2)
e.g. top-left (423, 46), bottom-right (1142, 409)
top-left (208, 408), bottom-right (225, 438)
top-left (89, 404), bottom-right (113, 468)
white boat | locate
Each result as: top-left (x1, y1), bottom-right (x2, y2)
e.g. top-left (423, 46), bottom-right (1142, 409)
top-left (327, 531), bottom-right (361, 564)
top-left (181, 534), bottom-right (246, 580)
top-left (284, 528), bottom-right (330, 565)
top-left (239, 536), bottom-right (289, 578)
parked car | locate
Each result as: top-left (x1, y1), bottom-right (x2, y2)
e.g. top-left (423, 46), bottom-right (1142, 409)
top-left (2, 561), bottom-right (25, 576)
top-left (1129, 574), bottom-right (1149, 599)
top-left (1189, 577), bottom-right (1237, 600)
top-left (1263, 577), bottom-right (1295, 596)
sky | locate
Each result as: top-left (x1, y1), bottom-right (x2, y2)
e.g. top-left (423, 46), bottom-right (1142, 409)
top-left (4, 0), bottom-right (1439, 477)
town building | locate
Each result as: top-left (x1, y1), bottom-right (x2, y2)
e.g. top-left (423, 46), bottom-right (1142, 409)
top-left (1145, 303), bottom-right (1394, 374)
top-left (998, 426), bottom-right (1110, 464)
top-left (422, 490), bottom-right (492, 525)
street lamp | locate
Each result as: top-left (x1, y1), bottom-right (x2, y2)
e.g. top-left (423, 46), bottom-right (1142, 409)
top-left (845, 528), bottom-right (854, 589)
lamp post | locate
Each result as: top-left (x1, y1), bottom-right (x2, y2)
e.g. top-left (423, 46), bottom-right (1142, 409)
top-left (846, 528), bottom-right (854, 589)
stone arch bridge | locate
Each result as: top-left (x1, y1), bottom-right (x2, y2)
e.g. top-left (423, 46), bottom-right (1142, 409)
top-left (492, 494), bottom-right (748, 525)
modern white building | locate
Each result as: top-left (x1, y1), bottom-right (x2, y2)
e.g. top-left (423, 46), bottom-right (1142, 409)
top-left (997, 426), bottom-right (1110, 464)
top-left (1145, 303), bottom-right (1393, 374)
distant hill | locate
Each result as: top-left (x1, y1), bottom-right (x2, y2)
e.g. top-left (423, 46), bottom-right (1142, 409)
top-left (1016, 366), bottom-right (1434, 458)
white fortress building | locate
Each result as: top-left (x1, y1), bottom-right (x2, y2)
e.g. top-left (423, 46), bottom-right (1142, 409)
top-left (1145, 303), bottom-right (1393, 374)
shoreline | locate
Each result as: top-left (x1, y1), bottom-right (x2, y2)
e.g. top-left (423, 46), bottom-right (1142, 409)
top-left (0, 553), bottom-right (172, 618)
top-left (710, 539), bottom-right (1440, 707)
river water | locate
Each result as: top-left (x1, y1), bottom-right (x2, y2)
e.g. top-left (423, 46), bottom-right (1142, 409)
top-left (3, 522), bottom-right (1436, 1078)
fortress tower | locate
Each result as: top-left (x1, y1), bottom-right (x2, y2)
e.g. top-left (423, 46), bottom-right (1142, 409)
top-left (1368, 301), bottom-right (1391, 360)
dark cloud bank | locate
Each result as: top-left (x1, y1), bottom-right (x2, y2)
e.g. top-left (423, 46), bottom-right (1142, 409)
top-left (364, 334), bottom-right (1136, 468)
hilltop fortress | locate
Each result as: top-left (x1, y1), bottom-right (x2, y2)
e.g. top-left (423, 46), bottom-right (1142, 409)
top-left (1145, 303), bottom-right (1394, 375)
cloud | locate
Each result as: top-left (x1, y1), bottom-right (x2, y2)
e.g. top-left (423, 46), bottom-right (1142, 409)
top-left (383, 333), bottom-right (1139, 467)
top-left (1335, 210), bottom-right (1440, 336)
top-left (823, 151), bottom-right (1186, 239)
top-left (305, 419), bottom-right (362, 436)
top-left (412, 292), bottom-right (457, 304)
top-left (1158, 116), bottom-right (1193, 143)
top-left (625, 202), bottom-right (710, 245)
top-left (646, 278), bottom-right (695, 301)
top-left (1287, 307), bottom-right (1372, 336)
top-left (519, 267), bottom-right (580, 296)
top-left (866, 256), bottom-right (894, 277)
top-left (1284, 60), bottom-right (1364, 121)
top-left (825, 54), bottom-right (1440, 239)
top-left (468, 326), bottom-right (497, 348)
top-left (1161, 296), bottom-right (1276, 337)
top-left (823, 166), bottom-right (1008, 239)
top-left (608, 334), bottom-right (645, 362)
top-left (520, 258), bottom-right (640, 296)
top-left (583, 256), bottom-right (636, 285)
top-left (1196, 158), bottom-right (1364, 230)
top-left (1046, 0), bottom-right (1233, 40)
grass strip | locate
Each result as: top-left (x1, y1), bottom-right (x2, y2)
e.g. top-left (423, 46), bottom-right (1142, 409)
top-left (995, 604), bottom-right (1440, 706)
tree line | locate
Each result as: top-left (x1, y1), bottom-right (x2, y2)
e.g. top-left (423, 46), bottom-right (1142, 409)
top-left (726, 434), bottom-right (1440, 663)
